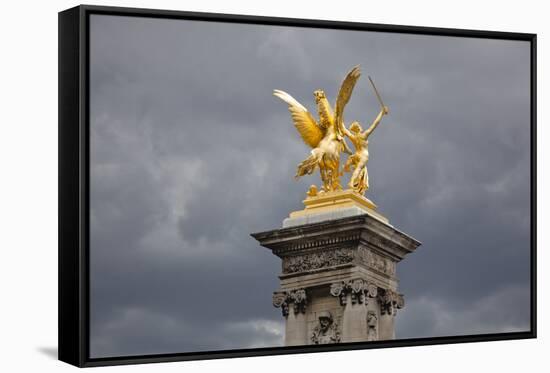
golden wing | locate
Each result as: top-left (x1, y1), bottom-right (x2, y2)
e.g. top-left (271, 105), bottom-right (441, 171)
top-left (334, 65), bottom-right (361, 134)
top-left (273, 89), bottom-right (325, 148)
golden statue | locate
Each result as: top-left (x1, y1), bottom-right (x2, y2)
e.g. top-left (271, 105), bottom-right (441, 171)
top-left (342, 106), bottom-right (389, 194)
top-left (273, 66), bottom-right (360, 193)
top-left (342, 75), bottom-right (389, 194)
top-left (274, 66), bottom-right (388, 198)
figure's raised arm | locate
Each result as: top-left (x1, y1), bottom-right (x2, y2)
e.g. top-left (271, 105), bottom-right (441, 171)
top-left (363, 106), bottom-right (389, 138)
top-left (340, 121), bottom-right (352, 138)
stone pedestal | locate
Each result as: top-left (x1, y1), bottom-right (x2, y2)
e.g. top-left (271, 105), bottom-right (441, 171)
top-left (251, 191), bottom-right (420, 345)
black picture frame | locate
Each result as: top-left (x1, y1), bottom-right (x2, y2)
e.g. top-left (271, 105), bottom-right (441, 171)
top-left (58, 4), bottom-right (537, 368)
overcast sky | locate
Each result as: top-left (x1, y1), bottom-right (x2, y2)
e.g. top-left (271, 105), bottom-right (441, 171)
top-left (89, 14), bottom-right (531, 358)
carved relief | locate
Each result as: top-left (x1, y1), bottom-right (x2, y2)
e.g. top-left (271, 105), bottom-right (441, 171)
top-left (291, 289), bottom-right (307, 314)
top-left (367, 311), bottom-right (378, 341)
top-left (330, 279), bottom-right (378, 306)
top-left (282, 248), bottom-right (354, 274)
top-left (329, 282), bottom-right (345, 303)
top-left (366, 282), bottom-right (378, 298)
top-left (356, 247), bottom-right (396, 276)
top-left (272, 289), bottom-right (308, 317)
top-left (281, 247), bottom-right (397, 276)
top-left (311, 311), bottom-right (341, 344)
top-left (378, 289), bottom-right (405, 316)
top-left (272, 292), bottom-right (289, 316)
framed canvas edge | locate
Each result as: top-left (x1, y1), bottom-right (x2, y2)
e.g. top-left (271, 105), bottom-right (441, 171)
top-left (58, 4), bottom-right (538, 368)
top-left (59, 5), bottom-right (88, 368)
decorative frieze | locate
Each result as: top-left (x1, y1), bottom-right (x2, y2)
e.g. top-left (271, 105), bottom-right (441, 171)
top-left (272, 289), bottom-right (308, 317)
top-left (378, 289), bottom-right (405, 316)
top-left (356, 247), bottom-right (396, 276)
top-left (281, 246), bottom-right (397, 276)
top-left (282, 248), bottom-right (354, 274)
top-left (329, 279), bottom-right (378, 306)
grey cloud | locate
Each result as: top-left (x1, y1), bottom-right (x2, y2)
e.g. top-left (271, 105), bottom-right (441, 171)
top-left (91, 306), bottom-right (284, 356)
top-left (88, 14), bottom-right (531, 357)
top-left (396, 284), bottom-right (530, 338)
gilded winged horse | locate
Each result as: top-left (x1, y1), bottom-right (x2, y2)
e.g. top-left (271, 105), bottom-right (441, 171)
top-left (273, 66), bottom-right (361, 193)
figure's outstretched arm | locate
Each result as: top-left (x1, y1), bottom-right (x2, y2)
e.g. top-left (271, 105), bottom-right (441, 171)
top-left (340, 121), bottom-right (352, 138)
top-left (363, 106), bottom-right (389, 138)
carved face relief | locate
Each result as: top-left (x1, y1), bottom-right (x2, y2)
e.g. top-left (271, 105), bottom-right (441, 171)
top-left (367, 310), bottom-right (378, 341)
top-left (319, 317), bottom-right (331, 331)
top-left (272, 292), bottom-right (286, 308)
top-left (367, 311), bottom-right (378, 326)
top-left (311, 312), bottom-right (341, 344)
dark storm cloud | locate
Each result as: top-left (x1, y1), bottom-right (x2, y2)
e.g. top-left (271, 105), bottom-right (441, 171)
top-left (89, 15), bottom-right (531, 357)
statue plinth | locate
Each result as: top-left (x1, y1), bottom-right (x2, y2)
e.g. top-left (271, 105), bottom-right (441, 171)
top-left (252, 194), bottom-right (420, 346)
top-left (284, 189), bottom-right (389, 227)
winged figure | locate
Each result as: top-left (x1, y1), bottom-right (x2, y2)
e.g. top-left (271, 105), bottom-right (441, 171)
top-left (273, 66), bottom-right (361, 193)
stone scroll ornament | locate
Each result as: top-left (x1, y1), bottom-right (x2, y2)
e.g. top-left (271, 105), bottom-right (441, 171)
top-left (272, 289), bottom-right (307, 317)
top-left (329, 279), bottom-right (378, 306)
top-left (378, 289), bottom-right (405, 316)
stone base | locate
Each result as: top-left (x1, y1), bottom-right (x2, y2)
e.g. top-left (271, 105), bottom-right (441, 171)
top-left (285, 189), bottom-right (390, 227)
top-left (252, 212), bottom-right (420, 346)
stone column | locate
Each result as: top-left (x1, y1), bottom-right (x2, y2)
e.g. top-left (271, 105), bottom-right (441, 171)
top-left (378, 314), bottom-right (395, 340)
top-left (329, 279), bottom-right (378, 342)
top-left (273, 289), bottom-right (308, 346)
top-left (252, 205), bottom-right (420, 346)
top-left (341, 297), bottom-right (368, 342)
top-left (377, 289), bottom-right (404, 340)
top-left (285, 307), bottom-right (308, 345)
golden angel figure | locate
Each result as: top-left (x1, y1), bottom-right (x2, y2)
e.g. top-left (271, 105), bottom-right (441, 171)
top-left (273, 66), bottom-right (361, 193)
